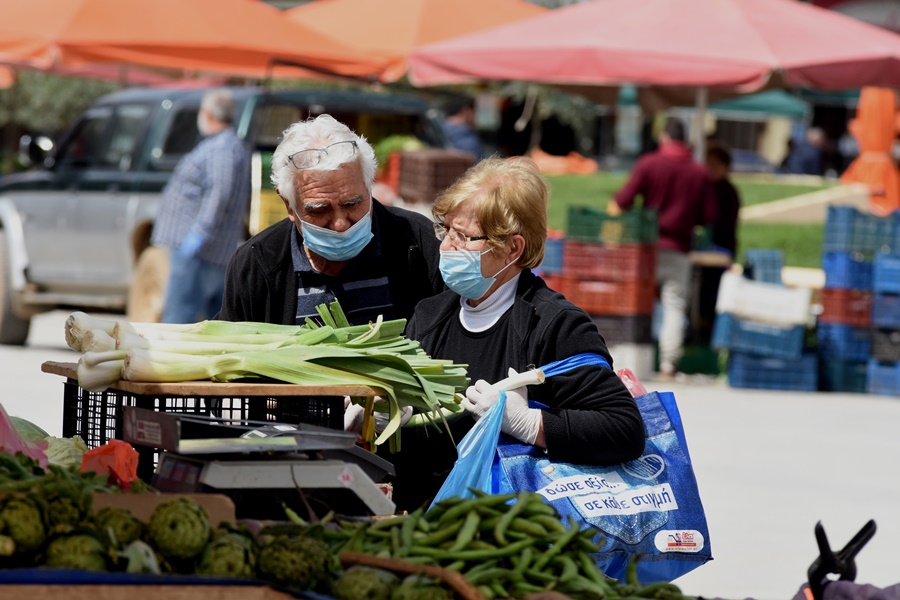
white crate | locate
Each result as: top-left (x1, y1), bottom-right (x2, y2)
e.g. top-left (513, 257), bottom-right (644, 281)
top-left (715, 271), bottom-right (812, 326)
top-left (607, 343), bottom-right (657, 384)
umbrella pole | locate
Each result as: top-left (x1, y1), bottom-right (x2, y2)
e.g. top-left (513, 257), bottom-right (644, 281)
top-left (693, 86), bottom-right (708, 162)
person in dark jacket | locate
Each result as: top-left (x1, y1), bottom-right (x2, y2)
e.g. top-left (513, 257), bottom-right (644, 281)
top-left (387, 157), bottom-right (645, 512)
top-left (217, 114), bottom-right (444, 326)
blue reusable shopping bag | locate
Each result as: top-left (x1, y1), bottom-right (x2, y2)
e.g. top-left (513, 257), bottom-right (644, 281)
top-left (435, 353), bottom-right (713, 584)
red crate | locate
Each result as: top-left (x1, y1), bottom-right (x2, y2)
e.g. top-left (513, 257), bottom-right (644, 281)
top-left (562, 241), bottom-right (657, 281)
top-left (560, 277), bottom-right (656, 316)
top-left (819, 288), bottom-right (872, 327)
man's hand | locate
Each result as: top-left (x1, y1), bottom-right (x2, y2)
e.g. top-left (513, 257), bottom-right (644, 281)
top-left (606, 201), bottom-right (623, 216)
top-left (462, 368), bottom-right (542, 445)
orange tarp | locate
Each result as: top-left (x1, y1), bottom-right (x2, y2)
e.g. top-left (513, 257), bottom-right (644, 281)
top-left (840, 87), bottom-right (900, 216)
top-left (0, 0), bottom-right (388, 81)
top-left (286, 0), bottom-right (546, 82)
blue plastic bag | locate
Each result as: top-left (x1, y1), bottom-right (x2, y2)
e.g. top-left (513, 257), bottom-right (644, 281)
top-left (431, 353), bottom-right (712, 584)
top-left (493, 390), bottom-right (712, 584)
top-left (429, 391), bottom-right (507, 510)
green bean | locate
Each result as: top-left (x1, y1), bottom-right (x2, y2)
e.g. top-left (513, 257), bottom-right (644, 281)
top-left (577, 550), bottom-right (612, 587)
top-left (493, 491), bottom-right (530, 544)
top-left (444, 560), bottom-right (466, 571)
top-left (625, 555), bottom-right (640, 585)
top-left (463, 559), bottom-right (500, 579)
top-left (509, 518), bottom-right (549, 538)
top-left (636, 582), bottom-right (685, 598)
top-left (466, 540), bottom-right (497, 551)
top-left (410, 537), bottom-right (534, 561)
top-left (476, 585), bottom-right (495, 599)
top-left (489, 579), bottom-right (508, 598)
top-left (448, 511), bottom-right (481, 552)
top-left (468, 568), bottom-right (519, 585)
top-left (557, 554), bottom-right (580, 582)
top-left (390, 526), bottom-right (401, 557)
top-left (371, 515), bottom-right (406, 531)
top-left (418, 519), bottom-right (463, 546)
top-left (531, 514), bottom-right (569, 534)
top-left (513, 547), bottom-right (533, 576)
top-left (532, 518), bottom-right (582, 570)
top-left (401, 507), bottom-right (423, 549)
top-left (512, 582), bottom-right (546, 596)
top-left (522, 497), bottom-right (557, 516)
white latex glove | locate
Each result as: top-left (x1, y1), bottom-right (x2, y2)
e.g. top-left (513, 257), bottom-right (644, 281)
top-left (462, 368), bottom-right (542, 445)
top-left (343, 397), bottom-right (412, 434)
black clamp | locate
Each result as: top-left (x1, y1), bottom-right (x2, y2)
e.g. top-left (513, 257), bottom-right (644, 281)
top-left (807, 519), bottom-right (877, 600)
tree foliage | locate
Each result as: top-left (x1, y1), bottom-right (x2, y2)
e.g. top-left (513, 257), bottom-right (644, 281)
top-left (0, 71), bottom-right (116, 135)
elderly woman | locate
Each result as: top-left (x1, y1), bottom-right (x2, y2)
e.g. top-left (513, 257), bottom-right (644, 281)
top-left (389, 157), bottom-right (645, 511)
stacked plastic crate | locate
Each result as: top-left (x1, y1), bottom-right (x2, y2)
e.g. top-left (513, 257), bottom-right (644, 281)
top-left (711, 263), bottom-right (815, 391)
top-left (818, 206), bottom-right (900, 394)
top-left (869, 242), bottom-right (900, 395)
top-left (544, 206), bottom-right (659, 378)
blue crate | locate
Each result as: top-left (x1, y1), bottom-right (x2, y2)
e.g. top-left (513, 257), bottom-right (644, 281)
top-left (873, 253), bottom-right (900, 294)
top-left (727, 351), bottom-right (818, 391)
top-left (822, 252), bottom-right (873, 290)
top-left (540, 236), bottom-right (564, 274)
top-left (818, 358), bottom-right (868, 393)
top-left (711, 313), bottom-right (805, 359)
top-left (853, 212), bottom-right (897, 254)
top-left (872, 293), bottom-right (900, 328)
top-left (866, 359), bottom-right (900, 396)
top-left (743, 249), bottom-right (783, 284)
top-left (823, 205), bottom-right (857, 253)
top-left (817, 323), bottom-right (871, 361)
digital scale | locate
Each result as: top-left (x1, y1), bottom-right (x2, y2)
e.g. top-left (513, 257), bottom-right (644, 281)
top-left (122, 407), bottom-right (396, 517)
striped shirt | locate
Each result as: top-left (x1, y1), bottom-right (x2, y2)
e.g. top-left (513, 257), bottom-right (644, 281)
top-left (151, 128), bottom-right (251, 266)
top-left (290, 212), bottom-right (396, 326)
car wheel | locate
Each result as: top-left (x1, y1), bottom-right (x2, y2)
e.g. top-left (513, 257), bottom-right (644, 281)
top-left (127, 246), bottom-right (169, 323)
top-left (0, 231), bottom-right (31, 345)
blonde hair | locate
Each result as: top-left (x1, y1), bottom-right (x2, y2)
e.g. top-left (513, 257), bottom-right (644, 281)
top-left (433, 157), bottom-right (548, 269)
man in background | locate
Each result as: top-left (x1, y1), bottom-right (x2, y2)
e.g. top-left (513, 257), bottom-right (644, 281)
top-left (612, 117), bottom-right (717, 380)
top-left (440, 96), bottom-right (485, 161)
top-left (152, 88), bottom-right (250, 323)
top-left (781, 126), bottom-right (825, 176)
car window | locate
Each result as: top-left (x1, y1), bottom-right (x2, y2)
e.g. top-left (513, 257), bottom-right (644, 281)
top-left (254, 104), bottom-right (305, 150)
top-left (161, 106), bottom-right (202, 158)
top-left (55, 108), bottom-right (112, 167)
top-left (101, 104), bottom-right (153, 170)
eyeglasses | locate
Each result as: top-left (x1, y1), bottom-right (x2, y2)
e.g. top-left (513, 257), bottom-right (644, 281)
top-left (287, 140), bottom-right (358, 170)
top-left (433, 222), bottom-right (490, 247)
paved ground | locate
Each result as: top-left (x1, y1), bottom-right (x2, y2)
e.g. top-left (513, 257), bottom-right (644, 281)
top-left (2, 310), bottom-right (899, 600)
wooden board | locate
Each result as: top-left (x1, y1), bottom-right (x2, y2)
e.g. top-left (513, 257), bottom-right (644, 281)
top-left (42, 361), bottom-right (386, 397)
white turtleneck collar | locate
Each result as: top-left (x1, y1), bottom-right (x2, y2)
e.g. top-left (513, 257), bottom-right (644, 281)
top-left (458, 273), bottom-right (521, 332)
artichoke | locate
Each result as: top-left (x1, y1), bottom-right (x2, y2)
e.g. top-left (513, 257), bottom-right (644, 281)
top-left (258, 536), bottom-right (330, 591)
top-left (147, 497), bottom-right (211, 561)
top-left (43, 531), bottom-right (109, 572)
top-left (391, 575), bottom-right (453, 600)
top-left (197, 531), bottom-right (257, 579)
top-left (0, 495), bottom-right (47, 554)
top-left (333, 566), bottom-right (399, 600)
top-left (31, 469), bottom-right (94, 533)
top-left (94, 506), bottom-right (145, 548)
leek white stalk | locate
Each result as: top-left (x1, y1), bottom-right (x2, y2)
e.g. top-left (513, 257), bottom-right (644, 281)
top-left (81, 350), bottom-right (128, 368)
top-left (81, 329), bottom-right (117, 353)
top-left (122, 349), bottom-right (246, 383)
top-left (77, 358), bottom-right (124, 392)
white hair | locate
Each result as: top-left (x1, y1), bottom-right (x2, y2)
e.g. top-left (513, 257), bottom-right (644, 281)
top-left (201, 89), bottom-right (235, 124)
top-left (271, 114), bottom-right (377, 209)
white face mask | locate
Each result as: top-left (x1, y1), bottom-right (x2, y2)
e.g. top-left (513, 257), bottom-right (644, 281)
top-left (197, 111), bottom-right (211, 136)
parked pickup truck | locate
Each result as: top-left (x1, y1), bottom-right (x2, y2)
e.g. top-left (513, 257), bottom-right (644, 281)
top-left (0, 85), bottom-right (448, 344)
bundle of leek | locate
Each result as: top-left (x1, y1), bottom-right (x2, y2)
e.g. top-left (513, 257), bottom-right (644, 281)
top-left (66, 301), bottom-right (469, 447)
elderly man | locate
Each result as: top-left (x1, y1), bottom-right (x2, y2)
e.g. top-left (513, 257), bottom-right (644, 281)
top-left (217, 114), bottom-right (443, 326)
top-left (152, 88), bottom-right (250, 323)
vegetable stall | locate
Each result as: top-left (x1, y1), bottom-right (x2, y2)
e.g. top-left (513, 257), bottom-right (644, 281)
top-left (0, 302), bottom-right (701, 600)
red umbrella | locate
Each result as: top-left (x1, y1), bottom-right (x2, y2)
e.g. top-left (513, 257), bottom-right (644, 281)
top-left (409, 0), bottom-right (900, 90)
top-left (286, 0), bottom-right (546, 82)
top-left (0, 0), bottom-right (387, 80)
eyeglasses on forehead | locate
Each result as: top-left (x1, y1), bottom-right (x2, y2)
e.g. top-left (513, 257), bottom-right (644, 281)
top-left (288, 140), bottom-right (358, 170)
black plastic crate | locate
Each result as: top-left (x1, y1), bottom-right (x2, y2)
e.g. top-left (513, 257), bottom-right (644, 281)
top-left (872, 328), bottom-right (900, 363)
top-left (592, 314), bottom-right (653, 344)
top-left (61, 379), bottom-right (344, 481)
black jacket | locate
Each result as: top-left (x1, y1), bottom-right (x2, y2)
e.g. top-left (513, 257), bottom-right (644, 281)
top-left (407, 269), bottom-right (645, 466)
top-left (217, 200), bottom-right (443, 324)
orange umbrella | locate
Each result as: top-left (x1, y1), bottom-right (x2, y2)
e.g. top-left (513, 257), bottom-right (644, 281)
top-left (0, 0), bottom-right (388, 80)
top-left (841, 87), bottom-right (900, 216)
top-left (286, 0), bottom-right (546, 82)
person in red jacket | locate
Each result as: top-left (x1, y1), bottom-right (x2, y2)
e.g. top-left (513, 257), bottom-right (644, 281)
top-left (611, 117), bottom-right (718, 379)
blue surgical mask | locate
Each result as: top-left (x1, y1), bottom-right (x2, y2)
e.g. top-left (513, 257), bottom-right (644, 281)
top-left (440, 248), bottom-right (516, 300)
top-left (296, 210), bottom-right (373, 262)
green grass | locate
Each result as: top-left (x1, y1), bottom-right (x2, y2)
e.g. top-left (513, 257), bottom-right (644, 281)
top-left (545, 172), bottom-right (830, 268)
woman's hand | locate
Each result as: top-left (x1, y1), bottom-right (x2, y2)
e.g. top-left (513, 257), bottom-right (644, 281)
top-left (463, 368), bottom-right (542, 445)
